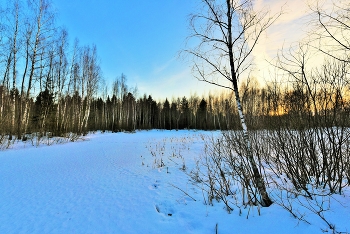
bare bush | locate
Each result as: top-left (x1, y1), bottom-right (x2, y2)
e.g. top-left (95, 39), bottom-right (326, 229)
top-left (190, 126), bottom-right (349, 230)
top-left (190, 132), bottom-right (265, 214)
top-left (0, 134), bottom-right (15, 150)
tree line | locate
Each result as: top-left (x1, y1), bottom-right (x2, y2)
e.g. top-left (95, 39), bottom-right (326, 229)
top-left (1, 0), bottom-right (350, 141)
top-left (2, 66), bottom-right (350, 137)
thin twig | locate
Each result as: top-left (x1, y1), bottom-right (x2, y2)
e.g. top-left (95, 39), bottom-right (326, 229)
top-left (169, 183), bottom-right (197, 201)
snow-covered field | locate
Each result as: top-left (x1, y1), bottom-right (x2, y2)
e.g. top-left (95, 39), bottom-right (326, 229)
top-left (0, 130), bottom-right (349, 233)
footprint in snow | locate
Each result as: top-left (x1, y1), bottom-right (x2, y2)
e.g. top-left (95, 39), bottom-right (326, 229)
top-left (155, 201), bottom-right (175, 217)
top-left (148, 184), bottom-right (158, 190)
top-left (148, 180), bottom-right (160, 190)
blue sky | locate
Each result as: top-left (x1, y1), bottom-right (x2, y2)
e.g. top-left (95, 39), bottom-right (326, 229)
top-left (0, 0), bottom-right (321, 99)
top-left (52, 0), bottom-right (321, 100)
top-left (52, 0), bottom-right (218, 100)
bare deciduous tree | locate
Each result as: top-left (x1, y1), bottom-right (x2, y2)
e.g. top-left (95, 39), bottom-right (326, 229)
top-left (20, 0), bottom-right (55, 138)
top-left (185, 0), bottom-right (280, 207)
top-left (79, 45), bottom-right (100, 133)
top-left (9, 0), bottom-right (20, 139)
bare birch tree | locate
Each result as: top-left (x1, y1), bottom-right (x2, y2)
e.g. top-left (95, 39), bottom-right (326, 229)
top-left (8, 0), bottom-right (20, 139)
top-left (185, 0), bottom-right (280, 206)
top-left (20, 0), bottom-right (55, 138)
top-left (79, 45), bottom-right (100, 133)
top-left (55, 28), bottom-right (69, 134)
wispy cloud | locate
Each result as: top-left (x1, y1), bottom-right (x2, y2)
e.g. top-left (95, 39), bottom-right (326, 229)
top-left (152, 57), bottom-right (176, 75)
top-left (251, 0), bottom-right (317, 79)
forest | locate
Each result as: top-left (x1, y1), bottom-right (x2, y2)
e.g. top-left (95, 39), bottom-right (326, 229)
top-left (1, 0), bottom-right (349, 141)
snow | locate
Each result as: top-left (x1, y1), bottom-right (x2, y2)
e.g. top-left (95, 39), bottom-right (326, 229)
top-left (0, 130), bottom-right (349, 233)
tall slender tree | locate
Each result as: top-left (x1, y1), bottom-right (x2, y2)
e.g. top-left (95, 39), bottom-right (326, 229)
top-left (21, 0), bottom-right (55, 138)
top-left (185, 0), bottom-right (280, 206)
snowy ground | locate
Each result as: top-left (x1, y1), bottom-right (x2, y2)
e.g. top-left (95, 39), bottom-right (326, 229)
top-left (0, 130), bottom-right (349, 233)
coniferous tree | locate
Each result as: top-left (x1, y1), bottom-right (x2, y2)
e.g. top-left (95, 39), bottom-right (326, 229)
top-left (162, 98), bottom-right (171, 130)
top-left (198, 98), bottom-right (207, 129)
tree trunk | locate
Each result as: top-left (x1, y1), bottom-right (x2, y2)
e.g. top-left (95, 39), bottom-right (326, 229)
top-left (226, 0), bottom-right (272, 207)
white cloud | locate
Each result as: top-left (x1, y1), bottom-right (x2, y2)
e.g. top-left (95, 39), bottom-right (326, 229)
top-left (250, 0), bottom-right (322, 81)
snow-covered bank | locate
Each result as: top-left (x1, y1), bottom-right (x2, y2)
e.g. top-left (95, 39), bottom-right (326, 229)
top-left (0, 130), bottom-right (349, 233)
